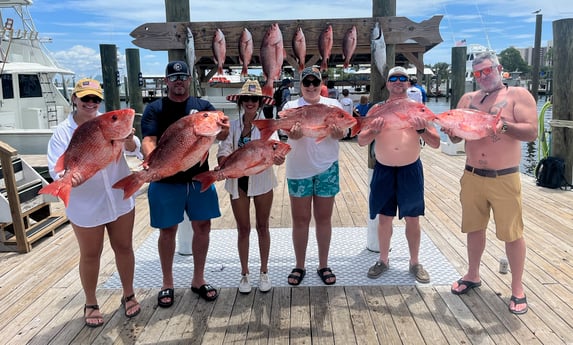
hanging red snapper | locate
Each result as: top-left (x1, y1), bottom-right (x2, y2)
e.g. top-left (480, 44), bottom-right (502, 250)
top-left (39, 109), bottom-right (135, 207)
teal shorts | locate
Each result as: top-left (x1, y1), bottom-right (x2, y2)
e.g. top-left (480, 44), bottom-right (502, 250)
top-left (148, 181), bottom-right (221, 229)
top-left (287, 161), bottom-right (340, 198)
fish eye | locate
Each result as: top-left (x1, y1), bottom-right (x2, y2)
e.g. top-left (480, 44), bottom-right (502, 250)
top-left (272, 143), bottom-right (278, 150)
top-left (112, 115), bottom-right (118, 121)
top-left (202, 113), bottom-right (208, 117)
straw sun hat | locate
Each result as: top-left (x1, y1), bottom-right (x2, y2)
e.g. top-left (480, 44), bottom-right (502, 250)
top-left (226, 80), bottom-right (275, 105)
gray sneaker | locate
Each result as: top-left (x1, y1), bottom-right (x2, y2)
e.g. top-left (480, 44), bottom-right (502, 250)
top-left (367, 260), bottom-right (389, 279)
top-left (409, 264), bottom-right (430, 283)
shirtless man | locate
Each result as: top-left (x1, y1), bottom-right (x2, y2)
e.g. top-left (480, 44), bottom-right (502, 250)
top-left (446, 52), bottom-right (537, 315)
top-left (357, 66), bottom-right (440, 283)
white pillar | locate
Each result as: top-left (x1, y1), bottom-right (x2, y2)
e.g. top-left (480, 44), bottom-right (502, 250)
top-left (177, 213), bottom-right (193, 256)
top-left (366, 168), bottom-right (380, 252)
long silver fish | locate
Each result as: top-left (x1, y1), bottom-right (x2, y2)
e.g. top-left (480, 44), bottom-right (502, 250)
top-left (185, 27), bottom-right (195, 73)
top-left (371, 22), bottom-right (387, 76)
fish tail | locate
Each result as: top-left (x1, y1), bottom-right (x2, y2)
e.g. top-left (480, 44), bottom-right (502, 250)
top-left (38, 180), bottom-right (70, 207)
top-left (252, 119), bottom-right (276, 140)
top-left (241, 65), bottom-right (248, 76)
top-left (193, 172), bottom-right (218, 192)
top-left (262, 83), bottom-right (273, 97)
top-left (112, 173), bottom-right (144, 200)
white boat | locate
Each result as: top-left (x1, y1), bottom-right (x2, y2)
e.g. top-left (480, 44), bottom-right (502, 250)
top-left (0, 0), bottom-right (74, 154)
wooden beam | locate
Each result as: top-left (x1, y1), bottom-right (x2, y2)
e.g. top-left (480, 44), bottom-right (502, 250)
top-left (130, 16), bottom-right (443, 59)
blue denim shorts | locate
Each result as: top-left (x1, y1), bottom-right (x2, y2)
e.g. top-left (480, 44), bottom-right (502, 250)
top-left (148, 181), bottom-right (221, 229)
top-left (287, 161), bottom-right (340, 198)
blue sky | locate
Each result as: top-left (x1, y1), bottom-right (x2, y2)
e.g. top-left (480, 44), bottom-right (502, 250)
top-left (6, 0), bottom-right (568, 79)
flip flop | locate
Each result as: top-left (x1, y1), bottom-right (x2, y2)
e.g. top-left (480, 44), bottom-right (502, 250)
top-left (191, 284), bottom-right (218, 301)
top-left (157, 288), bottom-right (174, 308)
top-left (451, 278), bottom-right (482, 295)
top-left (508, 295), bottom-right (528, 315)
top-left (287, 268), bottom-right (306, 286)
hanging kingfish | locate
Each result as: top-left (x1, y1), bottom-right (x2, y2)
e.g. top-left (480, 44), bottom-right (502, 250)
top-left (371, 22), bottom-right (387, 77)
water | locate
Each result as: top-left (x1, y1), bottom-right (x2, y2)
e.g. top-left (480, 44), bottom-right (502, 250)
top-left (425, 97), bottom-right (551, 177)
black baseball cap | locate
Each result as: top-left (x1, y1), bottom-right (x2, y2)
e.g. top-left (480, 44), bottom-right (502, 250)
top-left (165, 61), bottom-right (190, 77)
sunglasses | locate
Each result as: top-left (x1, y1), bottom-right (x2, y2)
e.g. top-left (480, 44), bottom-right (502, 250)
top-left (473, 65), bottom-right (498, 78)
top-left (167, 75), bottom-right (189, 82)
top-left (302, 78), bottom-right (321, 87)
top-left (388, 75), bottom-right (409, 82)
top-left (79, 96), bottom-right (102, 103)
top-left (241, 95), bottom-right (260, 103)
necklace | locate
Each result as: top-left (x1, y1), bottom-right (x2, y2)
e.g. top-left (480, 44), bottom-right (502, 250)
top-left (479, 84), bottom-right (507, 104)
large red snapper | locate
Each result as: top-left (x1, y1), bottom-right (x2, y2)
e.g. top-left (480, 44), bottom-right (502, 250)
top-left (356, 98), bottom-right (436, 131)
top-left (253, 103), bottom-right (358, 142)
top-left (112, 111), bottom-right (225, 199)
top-left (193, 139), bottom-right (291, 192)
top-left (434, 108), bottom-right (502, 140)
top-left (39, 109), bottom-right (135, 207)
top-left (260, 23), bottom-right (284, 96)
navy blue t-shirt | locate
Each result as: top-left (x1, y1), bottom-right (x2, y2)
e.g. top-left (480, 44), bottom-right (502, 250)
top-left (141, 96), bottom-right (216, 184)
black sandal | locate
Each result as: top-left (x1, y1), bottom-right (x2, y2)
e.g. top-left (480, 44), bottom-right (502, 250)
top-left (157, 288), bottom-right (174, 308)
top-left (121, 294), bottom-right (141, 318)
top-left (317, 267), bottom-right (336, 285)
top-left (287, 268), bottom-right (306, 286)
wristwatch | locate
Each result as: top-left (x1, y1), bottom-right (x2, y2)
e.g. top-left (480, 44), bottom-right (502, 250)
top-left (500, 121), bottom-right (508, 134)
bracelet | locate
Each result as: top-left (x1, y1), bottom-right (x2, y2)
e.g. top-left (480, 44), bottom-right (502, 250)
top-left (416, 128), bottom-right (426, 134)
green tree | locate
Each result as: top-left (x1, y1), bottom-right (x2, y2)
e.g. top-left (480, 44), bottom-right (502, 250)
top-left (498, 47), bottom-right (530, 75)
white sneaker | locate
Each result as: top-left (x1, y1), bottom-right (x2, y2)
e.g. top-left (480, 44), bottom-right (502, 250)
top-left (239, 274), bottom-right (252, 294)
top-left (258, 272), bottom-right (272, 292)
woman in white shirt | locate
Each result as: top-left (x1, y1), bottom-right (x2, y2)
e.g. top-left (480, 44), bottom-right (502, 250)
top-left (218, 80), bottom-right (286, 294)
top-left (46, 78), bottom-right (141, 327)
top-left (283, 67), bottom-right (345, 286)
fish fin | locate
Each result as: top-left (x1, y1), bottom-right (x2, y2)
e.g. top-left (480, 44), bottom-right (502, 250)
top-left (350, 122), bottom-right (361, 137)
top-left (54, 155), bottom-right (66, 174)
top-left (38, 180), bottom-right (70, 207)
top-left (112, 173), bottom-right (143, 199)
top-left (193, 171), bottom-right (218, 192)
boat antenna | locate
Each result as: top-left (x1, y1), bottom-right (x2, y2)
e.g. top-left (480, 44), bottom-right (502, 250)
top-left (475, 1), bottom-right (492, 50)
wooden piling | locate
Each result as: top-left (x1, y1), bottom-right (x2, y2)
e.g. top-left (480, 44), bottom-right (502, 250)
top-left (99, 44), bottom-right (121, 111)
top-left (551, 18), bottom-right (573, 184)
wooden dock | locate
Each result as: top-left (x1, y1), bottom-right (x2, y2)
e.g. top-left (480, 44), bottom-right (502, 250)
top-left (1, 141), bottom-right (573, 344)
